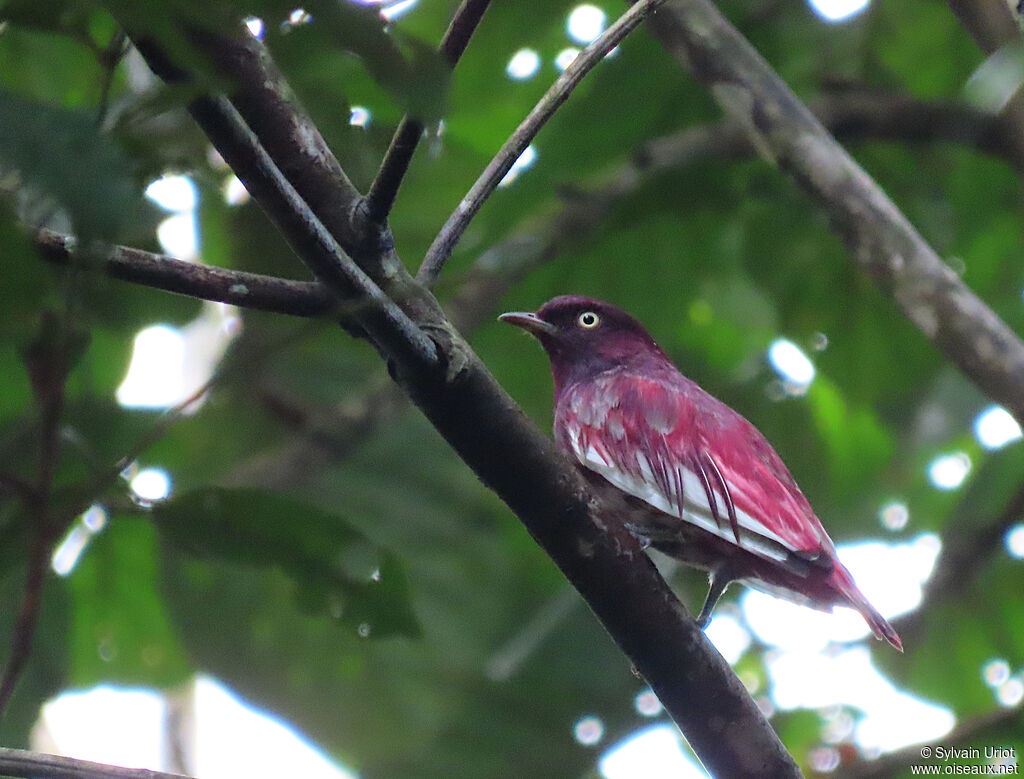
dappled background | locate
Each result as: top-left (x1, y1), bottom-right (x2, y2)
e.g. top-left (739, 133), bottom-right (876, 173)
top-left (0, 0), bottom-right (1023, 776)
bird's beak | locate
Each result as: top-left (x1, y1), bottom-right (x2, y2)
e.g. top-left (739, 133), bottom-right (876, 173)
top-left (498, 311), bottom-right (556, 337)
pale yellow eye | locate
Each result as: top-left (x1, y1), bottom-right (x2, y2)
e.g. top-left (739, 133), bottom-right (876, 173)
top-left (578, 311), bottom-right (600, 329)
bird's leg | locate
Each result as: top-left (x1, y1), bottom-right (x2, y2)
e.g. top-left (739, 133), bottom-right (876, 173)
top-left (695, 565), bottom-right (734, 629)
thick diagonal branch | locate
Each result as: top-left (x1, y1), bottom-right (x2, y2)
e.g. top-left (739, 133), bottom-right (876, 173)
top-left (123, 19), bottom-right (799, 776)
top-left (645, 0), bottom-right (1024, 425)
top-left (231, 89), bottom-right (1010, 489)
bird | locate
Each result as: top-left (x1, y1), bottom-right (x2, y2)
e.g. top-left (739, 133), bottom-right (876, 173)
top-left (500, 295), bottom-right (902, 651)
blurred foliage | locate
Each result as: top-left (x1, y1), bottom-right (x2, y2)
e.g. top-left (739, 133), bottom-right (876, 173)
top-left (0, 0), bottom-right (1023, 776)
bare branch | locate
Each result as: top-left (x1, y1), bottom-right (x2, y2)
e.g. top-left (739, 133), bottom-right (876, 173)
top-left (128, 31), bottom-right (440, 370)
top-left (0, 747), bottom-right (192, 779)
top-left (0, 534), bottom-right (49, 720)
top-left (30, 87), bottom-right (1008, 331)
top-left (812, 89), bottom-right (1006, 156)
top-left (0, 306), bottom-right (73, 720)
top-left (947, 0), bottom-right (1019, 52)
top-left (437, 0), bottom-right (493, 65)
top-left (179, 25), bottom-right (397, 280)
top-left (182, 26), bottom-right (364, 233)
top-left (228, 88), bottom-right (1014, 496)
top-left (416, 0), bottom-right (668, 287)
top-left (944, 0), bottom-right (1024, 173)
top-left (644, 0), bottom-right (1024, 425)
top-left (362, 117), bottom-right (423, 225)
top-left (34, 229), bottom-right (338, 318)
top-left (128, 19), bottom-right (800, 774)
top-left (362, 0), bottom-right (493, 224)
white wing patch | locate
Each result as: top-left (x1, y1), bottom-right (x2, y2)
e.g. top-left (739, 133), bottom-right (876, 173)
top-left (568, 428), bottom-right (798, 563)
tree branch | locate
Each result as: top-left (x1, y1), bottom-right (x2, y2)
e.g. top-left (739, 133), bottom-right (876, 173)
top-left (947, 0), bottom-right (1019, 51)
top-left (811, 88), bottom-right (1007, 156)
top-left (34, 229), bottom-right (339, 318)
top-left (128, 19), bottom-right (800, 776)
top-left (416, 0), bottom-right (668, 287)
top-left (944, 0), bottom-right (1024, 174)
top-left (0, 528), bottom-right (49, 720)
top-left (30, 87), bottom-right (1009, 331)
top-left (0, 747), bottom-right (193, 779)
top-left (0, 306), bottom-right (74, 720)
top-left (362, 0), bottom-right (493, 224)
top-left (130, 32), bottom-right (439, 370)
top-left (178, 24), bottom-right (396, 280)
top-left (644, 0), bottom-right (1024, 426)
top-left (181, 25), bottom-right (365, 243)
top-left (226, 88), bottom-right (1013, 492)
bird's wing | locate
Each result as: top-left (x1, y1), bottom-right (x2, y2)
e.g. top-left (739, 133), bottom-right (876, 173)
top-left (557, 370), bottom-right (832, 565)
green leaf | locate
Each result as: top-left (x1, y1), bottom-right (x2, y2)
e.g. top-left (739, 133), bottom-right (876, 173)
top-left (0, 203), bottom-right (57, 342)
top-left (805, 375), bottom-right (894, 503)
top-left (67, 517), bottom-right (191, 687)
top-left (0, 89), bottom-right (142, 240)
top-left (153, 487), bottom-right (419, 638)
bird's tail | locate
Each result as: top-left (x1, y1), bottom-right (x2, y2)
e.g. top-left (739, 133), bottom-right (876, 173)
top-left (832, 566), bottom-right (903, 652)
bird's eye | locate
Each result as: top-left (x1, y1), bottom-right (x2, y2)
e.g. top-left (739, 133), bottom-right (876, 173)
top-left (578, 311), bottom-right (600, 329)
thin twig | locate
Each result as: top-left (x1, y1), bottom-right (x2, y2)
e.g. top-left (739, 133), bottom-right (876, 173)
top-left (362, 0), bottom-right (493, 223)
top-left (96, 30), bottom-right (127, 126)
top-left (227, 89), bottom-right (1011, 490)
top-left (34, 229), bottom-right (338, 318)
top-left (129, 19), bottom-right (800, 773)
top-left (146, 36), bottom-right (438, 369)
top-left (416, 0), bottom-right (668, 287)
top-left (437, 0), bottom-right (493, 65)
top-left (0, 533), bottom-right (49, 720)
top-left (362, 117), bottom-right (423, 224)
top-left (0, 307), bottom-right (73, 720)
top-left (0, 747), bottom-right (193, 779)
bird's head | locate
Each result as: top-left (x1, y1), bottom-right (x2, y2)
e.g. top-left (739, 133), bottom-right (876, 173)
top-left (499, 295), bottom-right (668, 391)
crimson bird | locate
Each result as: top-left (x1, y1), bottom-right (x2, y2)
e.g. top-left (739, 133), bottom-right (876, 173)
top-left (500, 295), bottom-right (902, 651)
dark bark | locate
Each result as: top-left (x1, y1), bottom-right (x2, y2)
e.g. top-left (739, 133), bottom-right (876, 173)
top-left (116, 8), bottom-right (802, 774)
top-left (35, 229), bottom-right (337, 317)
